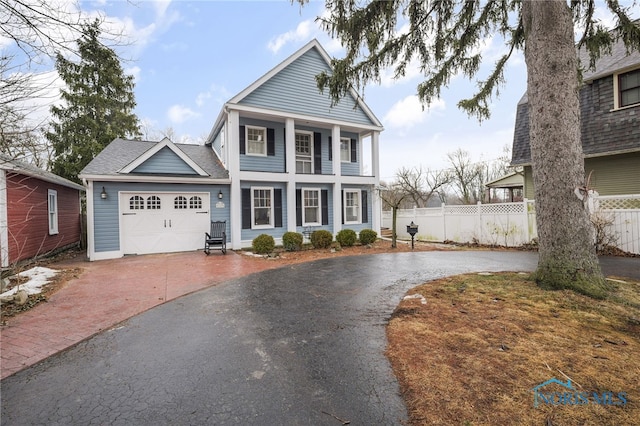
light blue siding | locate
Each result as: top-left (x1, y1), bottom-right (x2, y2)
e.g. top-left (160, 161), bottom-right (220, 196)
top-left (93, 182), bottom-right (230, 253)
top-left (212, 129), bottom-right (223, 158)
top-left (132, 147), bottom-right (198, 175)
top-left (239, 118), bottom-right (286, 173)
top-left (240, 47), bottom-right (375, 126)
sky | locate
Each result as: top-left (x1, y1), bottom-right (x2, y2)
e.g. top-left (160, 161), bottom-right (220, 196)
top-left (5, 0), bottom-right (632, 181)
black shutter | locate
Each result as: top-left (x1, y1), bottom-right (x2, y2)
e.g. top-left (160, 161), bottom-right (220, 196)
top-left (314, 132), bottom-right (322, 174)
top-left (241, 188), bottom-right (251, 229)
top-left (341, 189), bottom-right (344, 224)
top-left (239, 125), bottom-right (245, 155)
top-left (350, 138), bottom-right (357, 162)
top-left (274, 189), bottom-right (282, 228)
top-left (361, 190), bottom-right (368, 223)
top-left (321, 190), bottom-right (329, 225)
top-left (296, 189), bottom-right (302, 226)
top-left (328, 136), bottom-right (332, 161)
top-left (267, 128), bottom-right (275, 156)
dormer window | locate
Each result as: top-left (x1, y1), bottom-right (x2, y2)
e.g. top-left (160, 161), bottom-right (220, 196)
top-left (619, 68), bottom-right (640, 108)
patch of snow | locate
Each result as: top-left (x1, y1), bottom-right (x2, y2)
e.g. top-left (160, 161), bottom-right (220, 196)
top-left (403, 294), bottom-right (427, 305)
top-left (0, 267), bottom-right (59, 298)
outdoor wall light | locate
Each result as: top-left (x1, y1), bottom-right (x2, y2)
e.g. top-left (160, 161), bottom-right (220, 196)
top-left (218, 190), bottom-right (223, 200)
top-left (100, 187), bottom-right (108, 200)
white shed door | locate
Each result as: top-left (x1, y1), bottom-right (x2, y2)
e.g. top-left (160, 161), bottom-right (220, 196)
top-left (120, 192), bottom-right (210, 255)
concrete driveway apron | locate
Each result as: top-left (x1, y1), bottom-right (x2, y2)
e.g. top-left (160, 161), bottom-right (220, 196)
top-left (4, 250), bottom-right (628, 425)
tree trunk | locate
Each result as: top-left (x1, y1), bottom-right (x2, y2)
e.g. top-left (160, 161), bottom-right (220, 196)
top-left (522, 0), bottom-right (606, 297)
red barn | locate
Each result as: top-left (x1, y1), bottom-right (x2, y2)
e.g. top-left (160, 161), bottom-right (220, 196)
top-left (1, 154), bottom-right (84, 269)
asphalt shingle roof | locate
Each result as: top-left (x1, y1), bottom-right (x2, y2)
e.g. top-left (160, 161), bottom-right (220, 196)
top-left (80, 138), bottom-right (229, 179)
top-left (0, 153), bottom-right (85, 190)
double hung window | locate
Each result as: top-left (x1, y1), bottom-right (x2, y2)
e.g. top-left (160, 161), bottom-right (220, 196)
top-left (252, 187), bottom-right (273, 228)
top-left (295, 132), bottom-right (313, 174)
top-left (340, 138), bottom-right (351, 162)
top-left (619, 69), bottom-right (640, 108)
top-left (246, 126), bottom-right (267, 156)
top-left (48, 189), bottom-right (58, 235)
top-left (302, 188), bottom-right (320, 226)
top-left (344, 190), bottom-right (361, 224)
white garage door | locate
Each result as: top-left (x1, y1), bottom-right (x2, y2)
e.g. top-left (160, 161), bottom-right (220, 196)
top-left (120, 192), bottom-right (210, 255)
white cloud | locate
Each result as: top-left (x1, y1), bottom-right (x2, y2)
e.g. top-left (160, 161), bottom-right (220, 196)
top-left (125, 65), bottom-right (141, 82)
top-left (167, 104), bottom-right (200, 124)
top-left (267, 20), bottom-right (314, 53)
top-left (195, 84), bottom-right (231, 107)
top-left (383, 95), bottom-right (446, 129)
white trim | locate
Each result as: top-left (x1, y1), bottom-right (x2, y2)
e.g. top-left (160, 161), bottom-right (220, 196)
top-left (85, 180), bottom-right (96, 261)
top-left (0, 170), bottom-right (8, 268)
top-left (340, 137), bottom-right (352, 163)
top-left (226, 103), bottom-right (384, 133)
top-left (90, 250), bottom-right (123, 261)
top-left (250, 186), bottom-right (274, 229)
top-left (295, 130), bottom-right (314, 174)
top-left (245, 125), bottom-right (268, 157)
top-left (78, 174), bottom-right (230, 184)
top-left (118, 137), bottom-right (209, 176)
top-left (48, 189), bottom-right (59, 235)
top-left (611, 67), bottom-right (640, 111)
top-left (301, 187), bottom-right (321, 226)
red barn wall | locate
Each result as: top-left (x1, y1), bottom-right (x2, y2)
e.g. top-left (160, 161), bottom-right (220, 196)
top-left (6, 172), bottom-right (81, 264)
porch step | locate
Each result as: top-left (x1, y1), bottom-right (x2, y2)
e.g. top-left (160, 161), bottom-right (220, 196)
top-left (380, 227), bottom-right (393, 238)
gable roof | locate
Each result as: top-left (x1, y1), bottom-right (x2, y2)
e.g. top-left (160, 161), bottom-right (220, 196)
top-left (207, 39), bottom-right (383, 142)
top-left (512, 34), bottom-right (640, 166)
top-left (0, 153), bottom-right (84, 191)
top-left (118, 137), bottom-right (208, 176)
top-left (79, 138), bottom-right (229, 181)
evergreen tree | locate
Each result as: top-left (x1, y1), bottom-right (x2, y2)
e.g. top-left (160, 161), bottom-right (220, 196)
top-left (298, 0), bottom-right (639, 297)
top-left (47, 19), bottom-right (140, 182)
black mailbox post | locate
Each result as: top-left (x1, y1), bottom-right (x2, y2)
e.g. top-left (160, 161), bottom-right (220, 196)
top-left (406, 221), bottom-right (419, 250)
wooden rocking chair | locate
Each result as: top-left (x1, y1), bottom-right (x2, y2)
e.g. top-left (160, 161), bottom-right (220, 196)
top-left (204, 221), bottom-right (226, 255)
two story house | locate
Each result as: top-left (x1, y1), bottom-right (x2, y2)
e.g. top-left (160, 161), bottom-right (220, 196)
top-left (512, 34), bottom-right (640, 198)
top-left (80, 39), bottom-right (384, 260)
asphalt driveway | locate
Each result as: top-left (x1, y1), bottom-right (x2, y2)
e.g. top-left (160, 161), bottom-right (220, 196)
top-left (0, 251), bottom-right (636, 425)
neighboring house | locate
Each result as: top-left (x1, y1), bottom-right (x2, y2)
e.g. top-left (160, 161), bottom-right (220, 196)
top-left (80, 39), bottom-right (384, 260)
top-left (512, 35), bottom-right (640, 199)
top-left (485, 171), bottom-right (524, 203)
top-left (0, 154), bottom-right (84, 268)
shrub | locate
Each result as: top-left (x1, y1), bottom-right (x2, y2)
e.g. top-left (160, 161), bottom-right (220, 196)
top-left (336, 229), bottom-right (357, 247)
top-left (310, 230), bottom-right (333, 249)
top-left (359, 229), bottom-right (378, 245)
top-left (282, 231), bottom-right (303, 251)
top-left (252, 234), bottom-right (275, 254)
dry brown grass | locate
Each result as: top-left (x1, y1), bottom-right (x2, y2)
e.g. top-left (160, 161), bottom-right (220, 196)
top-left (386, 273), bottom-right (640, 426)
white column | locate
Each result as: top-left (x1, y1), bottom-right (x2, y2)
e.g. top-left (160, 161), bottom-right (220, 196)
top-left (85, 180), bottom-right (95, 261)
top-left (228, 110), bottom-right (242, 249)
top-left (285, 118), bottom-right (297, 232)
top-left (371, 131), bottom-right (381, 233)
top-left (332, 125), bottom-right (342, 234)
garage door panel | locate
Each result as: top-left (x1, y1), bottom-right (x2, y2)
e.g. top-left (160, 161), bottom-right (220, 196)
top-left (120, 192), bottom-right (210, 255)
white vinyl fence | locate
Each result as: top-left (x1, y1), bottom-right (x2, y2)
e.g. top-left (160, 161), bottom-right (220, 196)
top-left (382, 195), bottom-right (640, 255)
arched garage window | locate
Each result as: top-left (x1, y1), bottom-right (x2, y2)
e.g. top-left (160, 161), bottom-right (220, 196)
top-left (130, 196), bottom-right (145, 210)
top-left (174, 196), bottom-right (188, 209)
top-left (189, 196), bottom-right (202, 209)
top-left (147, 196), bottom-right (161, 210)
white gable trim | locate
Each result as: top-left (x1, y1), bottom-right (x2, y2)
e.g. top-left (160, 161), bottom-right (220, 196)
top-left (228, 39), bottom-right (383, 128)
top-left (119, 137), bottom-right (209, 176)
